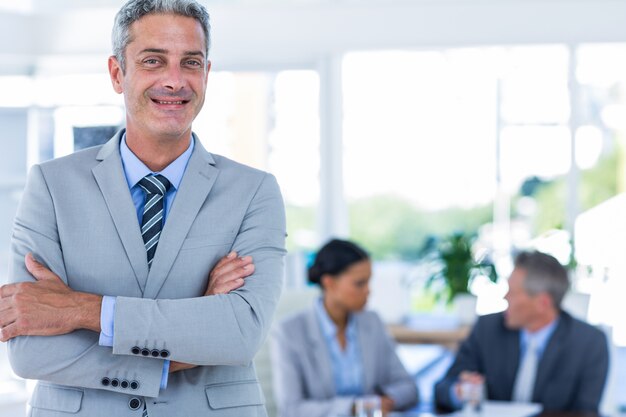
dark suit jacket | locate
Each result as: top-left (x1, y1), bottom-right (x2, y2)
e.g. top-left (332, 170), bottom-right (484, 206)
top-left (434, 311), bottom-right (608, 412)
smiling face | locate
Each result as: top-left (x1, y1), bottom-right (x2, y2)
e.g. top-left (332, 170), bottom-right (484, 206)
top-left (108, 13), bottom-right (210, 144)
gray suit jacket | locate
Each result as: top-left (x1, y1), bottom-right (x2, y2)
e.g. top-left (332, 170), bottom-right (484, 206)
top-left (8, 131), bottom-right (287, 417)
top-left (434, 311), bottom-right (609, 412)
top-left (270, 307), bottom-right (418, 417)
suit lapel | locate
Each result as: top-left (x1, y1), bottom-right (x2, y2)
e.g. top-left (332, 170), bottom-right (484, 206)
top-left (533, 314), bottom-right (567, 400)
top-left (92, 132), bottom-right (149, 292)
top-left (305, 308), bottom-right (336, 397)
top-left (143, 139), bottom-right (218, 299)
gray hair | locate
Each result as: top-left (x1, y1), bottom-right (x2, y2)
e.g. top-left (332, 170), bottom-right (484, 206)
top-left (112, 0), bottom-right (211, 73)
top-left (514, 250), bottom-right (570, 308)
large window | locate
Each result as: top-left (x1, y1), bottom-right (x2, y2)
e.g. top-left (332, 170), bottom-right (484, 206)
top-left (343, 44), bottom-right (623, 259)
top-left (194, 69), bottom-right (321, 254)
top-left (343, 44), bottom-right (626, 319)
top-left (343, 49), bottom-right (498, 260)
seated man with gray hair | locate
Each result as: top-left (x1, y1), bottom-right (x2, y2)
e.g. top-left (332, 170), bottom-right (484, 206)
top-left (434, 250), bottom-right (609, 413)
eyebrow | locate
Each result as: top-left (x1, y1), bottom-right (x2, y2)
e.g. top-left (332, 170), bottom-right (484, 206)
top-left (139, 48), bottom-right (206, 58)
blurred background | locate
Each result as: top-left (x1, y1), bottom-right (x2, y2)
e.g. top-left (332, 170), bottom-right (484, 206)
top-left (1, 0), bottom-right (626, 415)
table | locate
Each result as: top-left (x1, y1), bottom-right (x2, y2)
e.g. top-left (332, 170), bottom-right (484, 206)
top-left (535, 413), bottom-right (600, 417)
top-left (392, 411), bottom-right (601, 417)
top-left (393, 412), bottom-right (599, 417)
top-left (388, 324), bottom-right (471, 350)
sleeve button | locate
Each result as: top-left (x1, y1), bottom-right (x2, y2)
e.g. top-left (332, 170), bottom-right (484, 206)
top-left (128, 398), bottom-right (142, 410)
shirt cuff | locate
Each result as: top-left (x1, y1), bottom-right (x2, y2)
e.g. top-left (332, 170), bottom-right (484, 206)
top-left (450, 382), bottom-right (462, 409)
top-left (99, 296), bottom-right (116, 347)
top-left (161, 360), bottom-right (170, 390)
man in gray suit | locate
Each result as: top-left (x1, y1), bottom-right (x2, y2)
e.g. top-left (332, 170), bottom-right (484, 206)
top-left (0, 1), bottom-right (286, 416)
top-left (435, 250), bottom-right (608, 413)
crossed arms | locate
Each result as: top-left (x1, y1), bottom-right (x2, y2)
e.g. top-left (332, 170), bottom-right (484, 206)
top-left (0, 162), bottom-right (286, 398)
top-left (0, 251), bottom-right (255, 372)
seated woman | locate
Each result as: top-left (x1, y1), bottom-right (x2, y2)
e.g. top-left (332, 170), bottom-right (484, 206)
top-left (271, 239), bottom-right (419, 417)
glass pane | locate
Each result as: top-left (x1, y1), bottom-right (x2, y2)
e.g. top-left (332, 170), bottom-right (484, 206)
top-left (499, 45), bottom-right (570, 124)
top-left (572, 43), bottom-right (626, 342)
top-left (195, 70), bottom-right (320, 252)
top-left (343, 49), bottom-right (498, 260)
top-left (500, 125), bottom-right (572, 193)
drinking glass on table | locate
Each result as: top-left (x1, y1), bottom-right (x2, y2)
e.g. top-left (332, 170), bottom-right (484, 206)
top-left (457, 373), bottom-right (485, 416)
top-left (355, 395), bottom-right (383, 417)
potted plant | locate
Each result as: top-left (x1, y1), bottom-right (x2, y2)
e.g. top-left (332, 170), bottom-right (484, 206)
top-left (420, 232), bottom-right (498, 323)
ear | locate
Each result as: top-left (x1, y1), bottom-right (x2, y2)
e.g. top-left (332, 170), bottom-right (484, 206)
top-left (204, 59), bottom-right (211, 83)
top-left (108, 55), bottom-right (124, 94)
top-left (536, 292), bottom-right (554, 311)
top-left (320, 274), bottom-right (335, 292)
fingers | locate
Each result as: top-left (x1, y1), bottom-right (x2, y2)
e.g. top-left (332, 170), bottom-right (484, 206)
top-left (25, 253), bottom-right (61, 282)
top-left (459, 371), bottom-right (485, 384)
top-left (206, 255), bottom-right (255, 296)
top-left (0, 302), bottom-right (16, 329)
top-left (211, 254), bottom-right (253, 279)
top-left (212, 251), bottom-right (237, 270)
top-left (210, 277), bottom-right (246, 296)
top-left (0, 322), bottom-right (18, 343)
top-left (169, 360), bottom-right (197, 373)
top-left (0, 283), bottom-right (15, 298)
top-left (207, 266), bottom-right (253, 295)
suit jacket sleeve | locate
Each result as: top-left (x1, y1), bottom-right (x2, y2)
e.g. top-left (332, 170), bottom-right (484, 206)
top-left (372, 314), bottom-right (419, 410)
top-left (572, 327), bottom-right (609, 411)
top-left (8, 164), bottom-right (165, 398)
top-left (111, 172), bottom-right (287, 365)
top-left (434, 320), bottom-right (484, 411)
top-left (270, 322), bottom-right (355, 417)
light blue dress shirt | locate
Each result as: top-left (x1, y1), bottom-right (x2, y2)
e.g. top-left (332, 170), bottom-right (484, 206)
top-left (99, 133), bottom-right (195, 389)
top-left (518, 318), bottom-right (558, 363)
top-left (314, 298), bottom-right (365, 396)
top-left (450, 317), bottom-right (559, 407)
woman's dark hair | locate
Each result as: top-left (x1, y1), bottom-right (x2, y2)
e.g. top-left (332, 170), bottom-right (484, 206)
top-left (308, 239), bottom-right (369, 287)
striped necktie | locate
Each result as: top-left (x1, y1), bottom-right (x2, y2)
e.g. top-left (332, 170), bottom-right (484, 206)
top-left (138, 174), bottom-right (171, 268)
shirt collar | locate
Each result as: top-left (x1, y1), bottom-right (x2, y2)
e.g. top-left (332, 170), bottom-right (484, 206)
top-left (314, 297), bottom-right (356, 340)
top-left (119, 133), bottom-right (195, 190)
top-left (520, 317), bottom-right (559, 355)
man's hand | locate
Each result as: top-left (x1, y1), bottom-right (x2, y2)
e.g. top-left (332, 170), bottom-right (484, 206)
top-left (205, 251), bottom-right (254, 296)
top-left (0, 253), bottom-right (102, 342)
top-left (169, 251), bottom-right (254, 373)
top-left (380, 396), bottom-right (395, 416)
top-left (454, 370), bottom-right (485, 399)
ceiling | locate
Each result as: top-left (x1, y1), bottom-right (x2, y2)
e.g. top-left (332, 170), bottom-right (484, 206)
top-left (1, 0), bottom-right (626, 76)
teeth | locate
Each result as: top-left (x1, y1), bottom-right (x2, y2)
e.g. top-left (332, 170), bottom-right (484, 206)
top-left (157, 101), bottom-right (184, 105)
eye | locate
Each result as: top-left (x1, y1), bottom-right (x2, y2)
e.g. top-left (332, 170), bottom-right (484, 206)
top-left (143, 58), bottom-right (161, 66)
top-left (184, 59), bottom-right (203, 68)
top-left (355, 279), bottom-right (368, 289)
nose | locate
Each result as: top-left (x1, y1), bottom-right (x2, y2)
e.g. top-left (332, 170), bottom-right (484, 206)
top-left (162, 65), bottom-right (185, 92)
